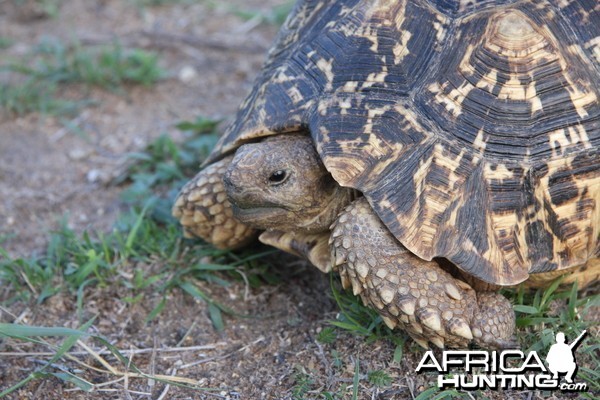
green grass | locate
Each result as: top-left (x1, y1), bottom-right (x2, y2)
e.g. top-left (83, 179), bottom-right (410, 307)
top-left (0, 119), bottom-right (281, 394)
top-left (316, 326), bottom-right (337, 344)
top-left (0, 80), bottom-right (81, 116)
top-left (33, 0), bottom-right (62, 18)
top-left (205, 1), bottom-right (295, 26)
top-left (291, 366), bottom-right (314, 400)
top-left (327, 275), bottom-right (599, 397)
top-left (367, 369), bottom-right (392, 387)
top-left (0, 38), bottom-right (163, 116)
top-left (0, 318), bottom-right (214, 396)
top-left (1, 116), bottom-right (277, 309)
top-left (328, 274), bottom-right (407, 363)
top-left (0, 37), bottom-right (14, 50)
top-left (14, 39), bottom-right (163, 89)
top-left (510, 281), bottom-right (599, 393)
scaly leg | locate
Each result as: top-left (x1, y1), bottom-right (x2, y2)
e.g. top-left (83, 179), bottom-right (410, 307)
top-left (172, 156), bottom-right (257, 249)
top-left (330, 198), bottom-right (516, 349)
top-left (259, 230), bottom-right (332, 272)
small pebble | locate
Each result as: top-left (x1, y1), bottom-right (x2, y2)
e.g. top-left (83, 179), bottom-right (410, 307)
top-left (68, 148), bottom-right (88, 160)
top-left (86, 169), bottom-right (103, 183)
top-left (179, 65), bottom-right (198, 83)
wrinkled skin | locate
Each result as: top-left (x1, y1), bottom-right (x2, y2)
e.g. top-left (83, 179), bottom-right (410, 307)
top-left (223, 134), bottom-right (354, 234)
top-left (173, 135), bottom-right (519, 349)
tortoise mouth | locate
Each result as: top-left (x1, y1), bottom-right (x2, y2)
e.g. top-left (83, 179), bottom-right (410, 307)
top-left (230, 203), bottom-right (291, 229)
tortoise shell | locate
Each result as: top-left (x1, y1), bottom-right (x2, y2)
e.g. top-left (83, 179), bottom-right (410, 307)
top-left (205, 0), bottom-right (600, 286)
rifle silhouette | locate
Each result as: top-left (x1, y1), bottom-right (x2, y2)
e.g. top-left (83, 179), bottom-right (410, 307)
top-left (569, 330), bottom-right (587, 350)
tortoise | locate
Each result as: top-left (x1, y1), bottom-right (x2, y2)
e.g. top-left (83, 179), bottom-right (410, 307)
top-left (173, 0), bottom-right (600, 349)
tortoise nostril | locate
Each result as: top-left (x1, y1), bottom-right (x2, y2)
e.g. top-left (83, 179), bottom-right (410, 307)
top-left (222, 170), bottom-right (237, 192)
top-left (223, 168), bottom-right (250, 199)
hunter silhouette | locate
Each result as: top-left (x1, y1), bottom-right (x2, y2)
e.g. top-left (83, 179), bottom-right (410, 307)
top-left (546, 330), bottom-right (587, 383)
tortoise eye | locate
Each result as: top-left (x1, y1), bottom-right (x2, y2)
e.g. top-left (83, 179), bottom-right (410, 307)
top-left (268, 170), bottom-right (288, 186)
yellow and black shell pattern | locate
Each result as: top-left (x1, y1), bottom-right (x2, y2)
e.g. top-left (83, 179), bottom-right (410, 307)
top-left (205, 0), bottom-right (600, 286)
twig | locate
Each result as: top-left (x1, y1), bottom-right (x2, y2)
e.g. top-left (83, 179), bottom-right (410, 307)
top-left (14, 308), bottom-right (30, 324)
top-left (148, 336), bottom-right (157, 391)
top-left (77, 340), bottom-right (119, 375)
top-left (19, 270), bottom-right (38, 297)
top-left (406, 376), bottom-right (415, 400)
top-left (68, 388), bottom-right (152, 396)
top-left (123, 347), bottom-right (135, 399)
top-left (83, 376), bottom-right (125, 389)
top-left (0, 343), bottom-right (226, 357)
top-left (179, 336), bottom-right (265, 369)
top-left (175, 321), bottom-right (197, 348)
top-left (156, 368), bottom-right (176, 400)
top-left (0, 305), bottom-right (19, 320)
top-left (236, 269), bottom-right (251, 302)
top-left (75, 340), bottom-right (202, 386)
top-left (179, 352), bottom-right (234, 369)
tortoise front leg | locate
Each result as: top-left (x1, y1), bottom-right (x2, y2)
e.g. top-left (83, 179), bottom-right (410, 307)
top-left (172, 156), bottom-right (257, 249)
top-left (330, 198), bottom-right (516, 349)
top-left (259, 230), bottom-right (332, 272)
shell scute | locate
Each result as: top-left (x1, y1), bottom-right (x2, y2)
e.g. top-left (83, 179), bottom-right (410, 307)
top-left (208, 0), bottom-right (599, 285)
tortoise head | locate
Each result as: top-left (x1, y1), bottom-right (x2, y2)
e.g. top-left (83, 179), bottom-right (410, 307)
top-left (223, 134), bottom-right (352, 233)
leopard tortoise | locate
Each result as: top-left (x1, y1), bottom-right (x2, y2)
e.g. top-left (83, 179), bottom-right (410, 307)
top-left (173, 0), bottom-right (600, 349)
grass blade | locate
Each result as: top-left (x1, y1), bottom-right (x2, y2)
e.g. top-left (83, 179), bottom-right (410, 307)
top-left (0, 318), bottom-right (95, 397)
top-left (0, 324), bottom-right (89, 338)
top-left (208, 303), bottom-right (225, 332)
top-left (540, 275), bottom-right (564, 309)
top-left (352, 357), bottom-right (360, 400)
top-left (144, 297), bottom-right (166, 323)
top-left (393, 343), bottom-right (403, 364)
top-left (125, 202), bottom-right (151, 254)
top-left (414, 386), bottom-right (439, 400)
top-left (49, 371), bottom-right (93, 392)
top-left (513, 305), bottom-right (539, 314)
